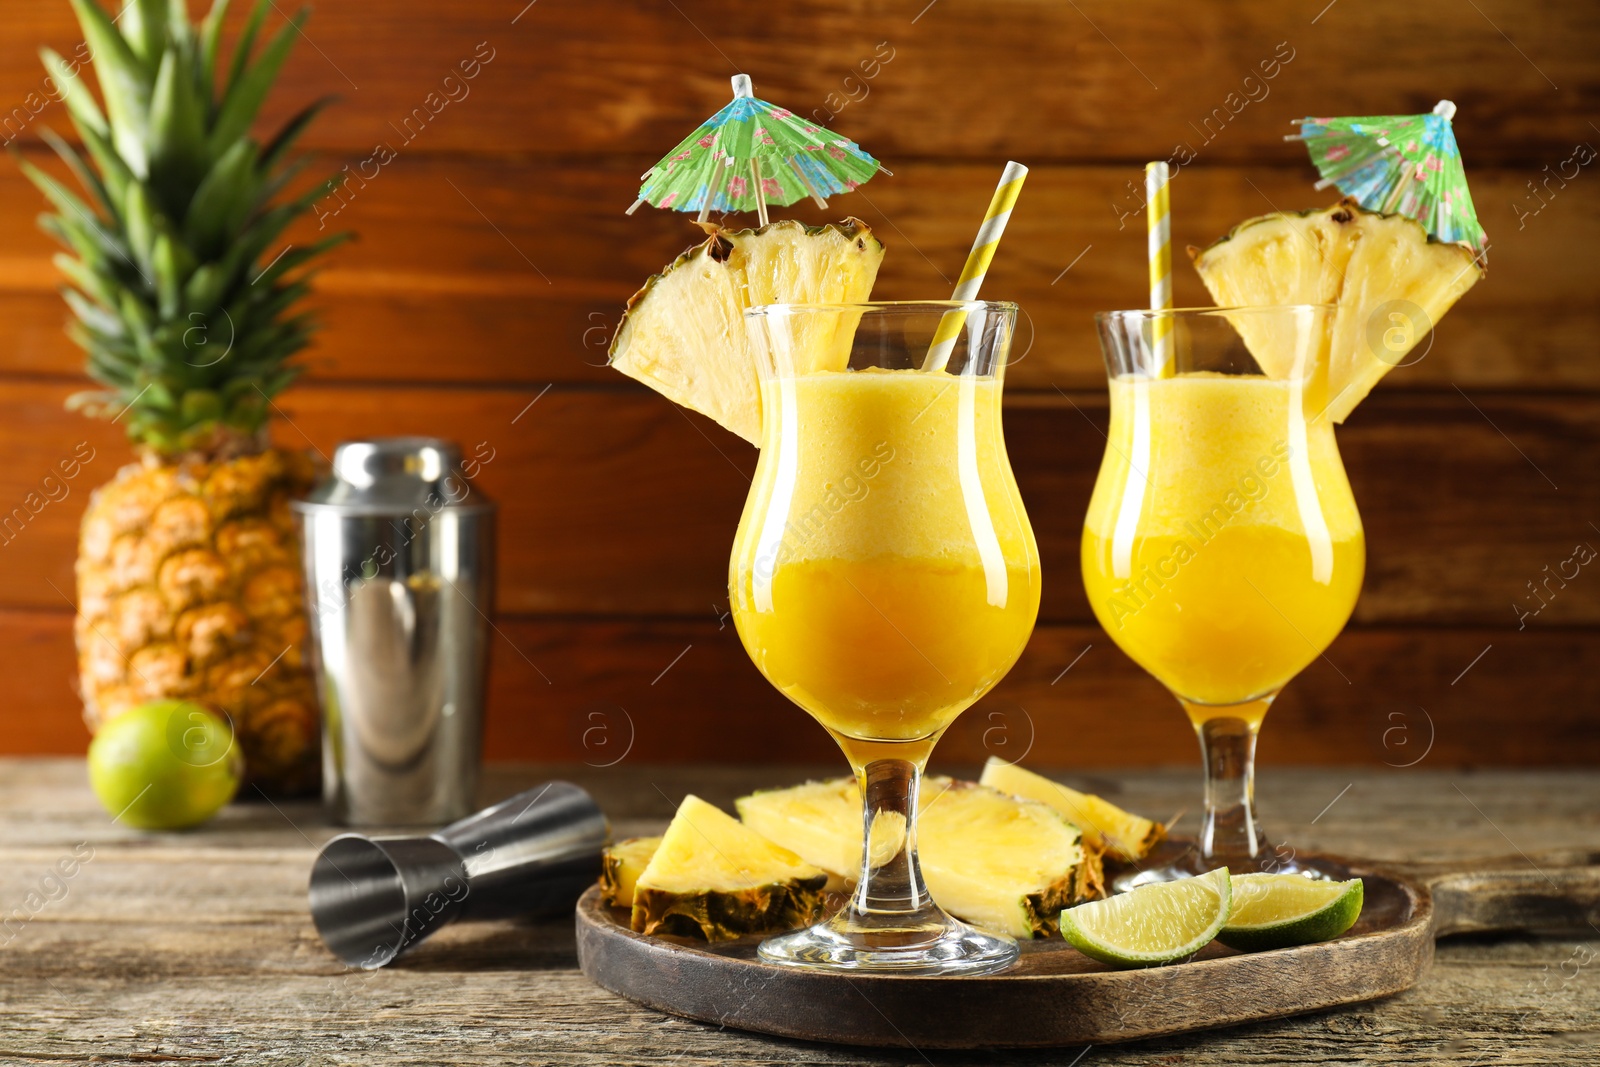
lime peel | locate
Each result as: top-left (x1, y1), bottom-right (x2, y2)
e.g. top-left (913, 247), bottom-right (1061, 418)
top-left (1218, 873), bottom-right (1364, 951)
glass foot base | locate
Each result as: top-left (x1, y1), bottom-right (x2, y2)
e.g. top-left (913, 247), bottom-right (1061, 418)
top-left (1113, 842), bottom-right (1351, 892)
top-left (758, 916), bottom-right (1018, 976)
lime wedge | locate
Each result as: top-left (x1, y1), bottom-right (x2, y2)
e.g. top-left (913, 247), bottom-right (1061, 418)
top-left (1217, 873), bottom-right (1364, 951)
top-left (1060, 868), bottom-right (1231, 967)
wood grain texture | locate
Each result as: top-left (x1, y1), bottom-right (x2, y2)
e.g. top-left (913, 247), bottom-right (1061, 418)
top-left (0, 0), bottom-right (1595, 767)
top-left (1, 0), bottom-right (1594, 163)
top-left (575, 854), bottom-right (1595, 1047)
top-left (574, 874), bottom-right (1436, 1048)
top-left (1, 761), bottom-right (1597, 1063)
top-left (1, 381), bottom-right (1594, 622)
top-left (2, 376), bottom-right (1593, 761)
top-left (0, 154), bottom-right (1595, 391)
top-left (1419, 853), bottom-right (1600, 937)
top-left (3, 608), bottom-right (1596, 765)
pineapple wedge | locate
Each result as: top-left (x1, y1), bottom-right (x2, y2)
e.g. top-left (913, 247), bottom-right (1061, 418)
top-left (737, 777), bottom-right (1104, 939)
top-left (609, 219), bottom-right (885, 443)
top-left (599, 836), bottom-right (661, 908)
top-left (920, 779), bottom-right (1105, 938)
top-left (631, 795), bottom-right (827, 941)
top-left (1190, 199), bottom-right (1483, 423)
top-left (980, 757), bottom-right (1165, 864)
top-left (736, 777), bottom-right (861, 877)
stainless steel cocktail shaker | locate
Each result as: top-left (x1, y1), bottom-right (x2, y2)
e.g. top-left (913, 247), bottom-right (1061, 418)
top-left (293, 438), bottom-right (496, 826)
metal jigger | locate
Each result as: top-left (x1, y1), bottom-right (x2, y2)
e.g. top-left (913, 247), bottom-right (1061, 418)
top-left (308, 782), bottom-right (610, 968)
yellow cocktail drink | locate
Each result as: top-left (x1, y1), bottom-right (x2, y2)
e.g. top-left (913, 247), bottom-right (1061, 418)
top-left (1082, 373), bottom-right (1364, 718)
top-left (731, 368), bottom-right (1040, 767)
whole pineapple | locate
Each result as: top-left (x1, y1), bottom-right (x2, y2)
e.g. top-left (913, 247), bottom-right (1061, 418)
top-left (24, 0), bottom-right (348, 793)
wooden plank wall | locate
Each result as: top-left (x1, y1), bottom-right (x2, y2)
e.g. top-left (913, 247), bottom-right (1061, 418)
top-left (0, 0), bottom-right (1594, 767)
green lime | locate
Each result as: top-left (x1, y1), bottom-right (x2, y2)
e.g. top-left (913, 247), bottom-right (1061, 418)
top-left (1061, 868), bottom-right (1231, 968)
top-left (1217, 873), bottom-right (1364, 951)
top-left (88, 700), bottom-right (243, 830)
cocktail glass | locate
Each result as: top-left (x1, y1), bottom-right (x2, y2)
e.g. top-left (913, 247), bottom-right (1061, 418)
top-left (1082, 306), bottom-right (1362, 885)
top-left (731, 301), bottom-right (1040, 974)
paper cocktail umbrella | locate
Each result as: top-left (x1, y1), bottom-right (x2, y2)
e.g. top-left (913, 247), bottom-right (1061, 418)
top-left (627, 74), bottom-right (886, 225)
top-left (1288, 100), bottom-right (1486, 253)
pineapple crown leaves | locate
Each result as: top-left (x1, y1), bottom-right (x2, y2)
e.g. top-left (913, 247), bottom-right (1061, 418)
top-left (21, 0), bottom-right (352, 457)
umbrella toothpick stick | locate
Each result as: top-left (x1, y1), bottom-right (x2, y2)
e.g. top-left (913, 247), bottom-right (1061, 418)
top-left (734, 76), bottom-right (769, 226)
top-left (751, 159), bottom-right (769, 227)
top-left (625, 166), bottom-right (656, 216)
top-left (788, 157), bottom-right (830, 210)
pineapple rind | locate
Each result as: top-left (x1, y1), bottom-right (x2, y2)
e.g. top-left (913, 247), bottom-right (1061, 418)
top-left (609, 219), bottom-right (885, 443)
top-left (632, 878), bottom-right (827, 942)
top-left (77, 448), bottom-right (321, 793)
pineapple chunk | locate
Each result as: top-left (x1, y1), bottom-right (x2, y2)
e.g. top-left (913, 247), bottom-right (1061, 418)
top-left (736, 778), bottom-right (861, 877)
top-left (1190, 199), bottom-right (1482, 423)
top-left (738, 777), bottom-right (1104, 939)
top-left (920, 779), bottom-right (1104, 939)
top-left (980, 757), bottom-right (1164, 864)
top-left (609, 219), bottom-right (885, 444)
top-left (631, 795), bottom-right (827, 941)
top-left (599, 836), bottom-right (661, 908)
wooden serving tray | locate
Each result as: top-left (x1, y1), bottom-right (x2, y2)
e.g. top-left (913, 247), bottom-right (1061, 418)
top-left (575, 845), bottom-right (1600, 1048)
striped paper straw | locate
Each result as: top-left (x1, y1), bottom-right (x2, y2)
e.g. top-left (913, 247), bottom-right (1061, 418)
top-left (1146, 161), bottom-right (1174, 371)
top-left (922, 160), bottom-right (1028, 372)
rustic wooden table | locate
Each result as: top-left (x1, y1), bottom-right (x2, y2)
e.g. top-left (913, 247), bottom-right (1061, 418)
top-left (3, 759), bottom-right (1597, 1065)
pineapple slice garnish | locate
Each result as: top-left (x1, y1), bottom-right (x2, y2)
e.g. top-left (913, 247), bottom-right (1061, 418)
top-left (980, 757), bottom-right (1165, 864)
top-left (609, 219), bottom-right (885, 443)
top-left (1190, 198), bottom-right (1483, 423)
top-left (630, 795), bottom-right (827, 941)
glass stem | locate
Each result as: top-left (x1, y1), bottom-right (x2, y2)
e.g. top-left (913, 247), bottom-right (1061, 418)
top-left (1185, 699), bottom-right (1272, 870)
top-left (836, 758), bottom-right (944, 943)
